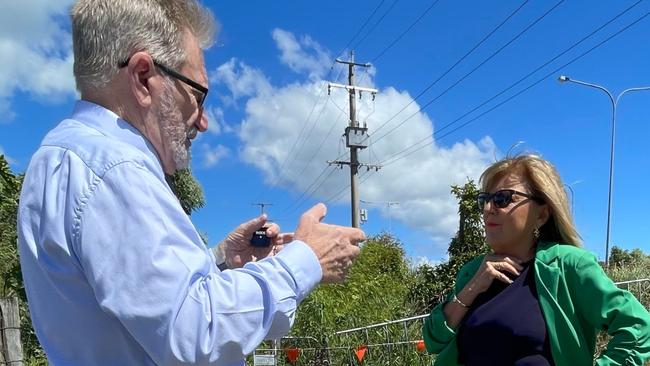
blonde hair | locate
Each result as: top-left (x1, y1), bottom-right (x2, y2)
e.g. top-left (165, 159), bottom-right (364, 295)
top-left (479, 155), bottom-right (582, 246)
top-left (71, 0), bottom-right (218, 94)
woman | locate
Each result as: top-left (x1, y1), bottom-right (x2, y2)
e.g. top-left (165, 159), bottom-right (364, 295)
top-left (422, 155), bottom-right (650, 365)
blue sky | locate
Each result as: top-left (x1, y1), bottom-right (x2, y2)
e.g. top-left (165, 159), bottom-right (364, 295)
top-left (2, 0), bottom-right (650, 264)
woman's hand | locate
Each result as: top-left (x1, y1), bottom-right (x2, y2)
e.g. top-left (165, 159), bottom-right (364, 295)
top-left (465, 254), bottom-right (524, 296)
top-left (443, 254), bottom-right (524, 329)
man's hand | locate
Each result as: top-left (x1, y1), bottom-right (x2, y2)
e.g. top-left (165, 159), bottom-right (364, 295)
top-left (222, 215), bottom-right (293, 269)
top-left (294, 203), bottom-right (365, 283)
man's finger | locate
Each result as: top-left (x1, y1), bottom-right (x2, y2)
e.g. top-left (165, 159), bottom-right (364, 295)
top-left (270, 232), bottom-right (293, 246)
top-left (265, 223), bottom-right (280, 237)
top-left (241, 214), bottom-right (268, 233)
top-left (272, 244), bottom-right (285, 255)
top-left (302, 203), bottom-right (327, 223)
top-left (277, 232), bottom-right (294, 244)
top-left (344, 227), bottom-right (366, 243)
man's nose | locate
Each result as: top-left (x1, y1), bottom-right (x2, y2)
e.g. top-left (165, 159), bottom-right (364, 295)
top-left (195, 108), bottom-right (208, 132)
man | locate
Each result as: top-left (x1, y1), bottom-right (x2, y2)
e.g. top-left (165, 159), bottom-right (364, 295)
top-left (17, 1), bottom-right (365, 365)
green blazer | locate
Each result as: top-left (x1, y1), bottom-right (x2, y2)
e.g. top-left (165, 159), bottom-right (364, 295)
top-left (423, 241), bottom-right (650, 365)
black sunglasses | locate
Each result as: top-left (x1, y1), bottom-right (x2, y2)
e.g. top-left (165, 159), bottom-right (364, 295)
top-left (477, 189), bottom-right (544, 211)
top-left (118, 58), bottom-right (208, 109)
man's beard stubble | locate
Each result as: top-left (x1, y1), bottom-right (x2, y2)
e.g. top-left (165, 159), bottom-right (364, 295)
top-left (158, 79), bottom-right (194, 170)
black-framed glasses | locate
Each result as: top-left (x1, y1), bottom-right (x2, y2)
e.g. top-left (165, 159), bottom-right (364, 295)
top-left (477, 189), bottom-right (544, 211)
top-left (118, 58), bottom-right (208, 109)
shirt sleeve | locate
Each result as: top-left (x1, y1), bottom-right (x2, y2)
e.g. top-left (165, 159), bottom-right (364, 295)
top-left (422, 256), bottom-right (483, 355)
top-left (73, 161), bottom-right (322, 365)
top-left (422, 292), bottom-right (457, 353)
top-left (567, 251), bottom-right (650, 366)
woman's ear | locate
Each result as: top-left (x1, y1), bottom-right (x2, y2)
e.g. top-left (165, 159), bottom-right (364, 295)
top-left (536, 204), bottom-right (550, 229)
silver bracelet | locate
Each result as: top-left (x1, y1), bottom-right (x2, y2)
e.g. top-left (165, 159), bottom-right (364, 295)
top-left (452, 293), bottom-right (469, 308)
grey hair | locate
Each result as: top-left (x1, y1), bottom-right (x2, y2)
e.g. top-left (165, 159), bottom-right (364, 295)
top-left (71, 0), bottom-right (217, 94)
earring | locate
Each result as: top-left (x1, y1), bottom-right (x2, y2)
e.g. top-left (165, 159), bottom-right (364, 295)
top-left (533, 227), bottom-right (540, 240)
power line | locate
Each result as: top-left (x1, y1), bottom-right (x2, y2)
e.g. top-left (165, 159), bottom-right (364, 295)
top-left (324, 169), bottom-right (374, 204)
top-left (252, 81), bottom-right (332, 201)
top-left (264, 1), bottom-right (392, 206)
top-left (293, 104), bottom-right (349, 183)
top-left (327, 53), bottom-right (380, 227)
top-left (280, 2), bottom-right (646, 221)
top-left (371, 0), bottom-right (442, 63)
top-left (429, 0), bottom-right (644, 138)
top-left (277, 78), bottom-right (374, 217)
top-left (279, 165), bottom-right (340, 217)
top-left (377, 0), bottom-right (644, 166)
top-left (380, 9), bottom-right (650, 168)
top-left (253, 66), bottom-right (345, 203)
top-left (257, 0), bottom-right (427, 208)
top-left (283, 95), bottom-right (335, 180)
top-left (339, 0), bottom-right (388, 57)
top-left (360, 200), bottom-right (400, 232)
top-left (368, 0), bottom-right (531, 139)
top-left (370, 0), bottom-right (564, 147)
top-left (351, 0), bottom-right (402, 51)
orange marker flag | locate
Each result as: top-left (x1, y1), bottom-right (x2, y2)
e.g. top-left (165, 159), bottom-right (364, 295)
top-left (355, 345), bottom-right (367, 363)
top-left (284, 347), bottom-right (300, 364)
top-left (415, 339), bottom-right (426, 353)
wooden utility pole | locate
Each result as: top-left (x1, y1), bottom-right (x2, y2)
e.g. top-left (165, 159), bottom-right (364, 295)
top-left (0, 297), bottom-right (23, 366)
top-left (327, 51), bottom-right (380, 228)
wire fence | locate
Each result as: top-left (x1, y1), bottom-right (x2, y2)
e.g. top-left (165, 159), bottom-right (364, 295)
top-left (251, 278), bottom-right (650, 365)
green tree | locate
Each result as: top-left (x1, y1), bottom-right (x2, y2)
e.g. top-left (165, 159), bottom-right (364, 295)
top-left (408, 180), bottom-right (488, 314)
top-left (606, 246), bottom-right (650, 283)
top-left (291, 234), bottom-right (412, 337)
top-left (0, 155), bottom-right (22, 296)
top-left (0, 155), bottom-right (45, 361)
top-left (609, 246), bottom-right (649, 269)
top-left (166, 168), bottom-right (205, 215)
top-left (285, 234), bottom-right (417, 365)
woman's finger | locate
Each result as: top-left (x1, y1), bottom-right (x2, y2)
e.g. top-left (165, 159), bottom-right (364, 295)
top-left (489, 268), bottom-right (514, 284)
top-left (492, 261), bottom-right (521, 276)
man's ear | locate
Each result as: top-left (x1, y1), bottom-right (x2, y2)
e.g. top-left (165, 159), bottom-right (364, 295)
top-left (125, 52), bottom-right (157, 108)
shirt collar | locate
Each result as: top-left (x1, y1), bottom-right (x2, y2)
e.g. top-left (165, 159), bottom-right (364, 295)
top-left (71, 100), bottom-right (163, 172)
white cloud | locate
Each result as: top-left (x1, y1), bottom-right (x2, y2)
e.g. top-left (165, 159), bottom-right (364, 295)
top-left (237, 81), bottom-right (496, 243)
top-left (0, 0), bottom-right (76, 122)
top-left (199, 143), bottom-right (230, 168)
top-left (272, 28), bottom-right (331, 80)
top-left (409, 256), bottom-right (442, 270)
top-left (211, 58), bottom-right (272, 106)
top-left (204, 105), bottom-right (236, 136)
top-left (217, 30), bottom-right (496, 252)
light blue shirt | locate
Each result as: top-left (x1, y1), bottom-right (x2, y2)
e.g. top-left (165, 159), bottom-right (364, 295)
top-left (17, 101), bottom-right (322, 366)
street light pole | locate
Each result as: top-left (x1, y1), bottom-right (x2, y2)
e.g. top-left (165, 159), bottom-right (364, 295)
top-left (558, 75), bottom-right (650, 267)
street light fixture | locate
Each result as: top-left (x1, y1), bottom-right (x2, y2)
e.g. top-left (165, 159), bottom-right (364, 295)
top-left (360, 200), bottom-right (400, 234)
top-left (558, 75), bottom-right (650, 266)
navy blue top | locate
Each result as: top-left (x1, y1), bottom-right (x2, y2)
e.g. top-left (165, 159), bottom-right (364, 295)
top-left (456, 261), bottom-right (555, 365)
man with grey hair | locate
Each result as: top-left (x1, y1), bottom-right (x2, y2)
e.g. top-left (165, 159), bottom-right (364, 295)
top-left (17, 1), bottom-right (365, 365)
